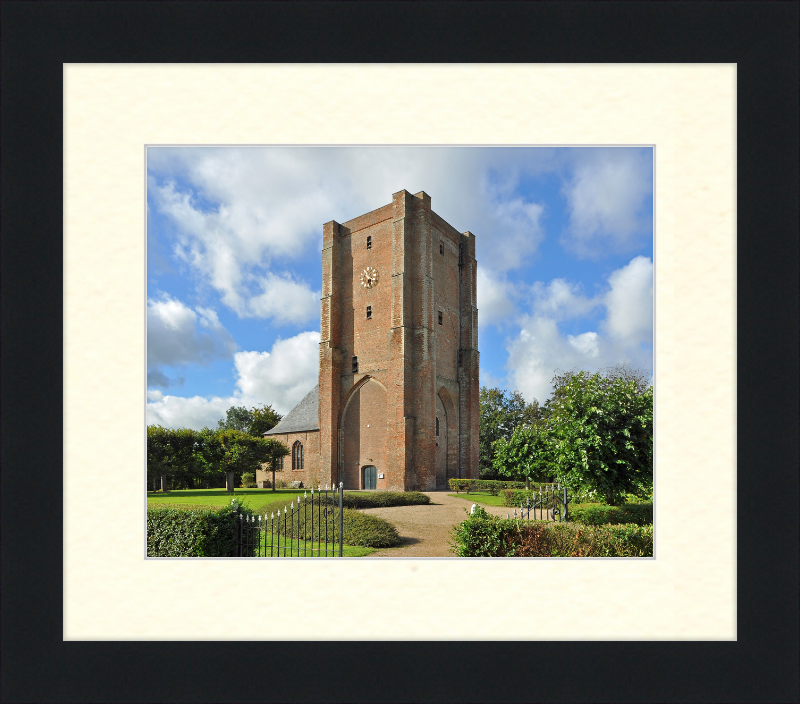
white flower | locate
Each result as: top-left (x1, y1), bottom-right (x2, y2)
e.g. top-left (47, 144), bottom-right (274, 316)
top-left (470, 504), bottom-right (477, 514)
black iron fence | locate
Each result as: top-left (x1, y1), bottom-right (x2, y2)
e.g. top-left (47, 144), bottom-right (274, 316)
top-left (233, 483), bottom-right (344, 557)
top-left (510, 482), bottom-right (570, 522)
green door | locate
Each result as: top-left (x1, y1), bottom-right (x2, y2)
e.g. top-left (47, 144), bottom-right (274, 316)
top-left (363, 465), bottom-right (377, 490)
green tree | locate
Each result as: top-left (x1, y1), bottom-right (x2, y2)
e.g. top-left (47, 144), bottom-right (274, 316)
top-left (214, 429), bottom-right (290, 492)
top-left (249, 403), bottom-right (282, 437)
top-left (548, 371), bottom-right (653, 505)
top-left (479, 386), bottom-right (543, 479)
top-left (146, 426), bottom-right (202, 491)
top-left (492, 423), bottom-right (555, 483)
top-left (217, 406), bottom-right (254, 433)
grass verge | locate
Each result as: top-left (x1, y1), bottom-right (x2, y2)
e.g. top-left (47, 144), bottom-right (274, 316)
top-left (448, 491), bottom-right (507, 507)
top-left (148, 488), bottom-right (313, 516)
top-left (253, 535), bottom-right (375, 557)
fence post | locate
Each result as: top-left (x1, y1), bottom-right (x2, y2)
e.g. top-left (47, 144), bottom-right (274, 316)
top-left (338, 482), bottom-right (344, 557)
top-left (563, 486), bottom-right (569, 522)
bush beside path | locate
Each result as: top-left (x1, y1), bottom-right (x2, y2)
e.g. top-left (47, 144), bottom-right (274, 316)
top-left (362, 492), bottom-right (523, 557)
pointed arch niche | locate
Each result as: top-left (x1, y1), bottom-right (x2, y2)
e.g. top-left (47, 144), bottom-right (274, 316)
top-left (436, 386), bottom-right (458, 489)
top-left (340, 377), bottom-right (388, 490)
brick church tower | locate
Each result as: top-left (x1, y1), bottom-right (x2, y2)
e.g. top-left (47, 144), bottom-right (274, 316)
top-left (265, 190), bottom-right (478, 491)
top-left (320, 189), bottom-right (478, 491)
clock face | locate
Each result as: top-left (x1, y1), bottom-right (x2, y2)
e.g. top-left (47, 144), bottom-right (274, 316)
top-left (360, 266), bottom-right (379, 288)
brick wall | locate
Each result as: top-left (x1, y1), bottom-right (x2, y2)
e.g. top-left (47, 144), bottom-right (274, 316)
top-left (313, 190), bottom-right (478, 491)
top-left (256, 430), bottom-right (322, 488)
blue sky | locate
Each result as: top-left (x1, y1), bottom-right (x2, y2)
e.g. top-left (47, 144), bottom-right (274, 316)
top-left (146, 146), bottom-right (653, 430)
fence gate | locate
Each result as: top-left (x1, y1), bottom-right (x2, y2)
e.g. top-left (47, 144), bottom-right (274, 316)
top-left (233, 482), bottom-right (344, 557)
top-left (512, 482), bottom-right (570, 523)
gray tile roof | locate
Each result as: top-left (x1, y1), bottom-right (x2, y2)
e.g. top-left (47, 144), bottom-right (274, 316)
top-left (263, 385), bottom-right (319, 435)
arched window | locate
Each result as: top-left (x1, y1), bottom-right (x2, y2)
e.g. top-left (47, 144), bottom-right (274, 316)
top-left (292, 441), bottom-right (304, 470)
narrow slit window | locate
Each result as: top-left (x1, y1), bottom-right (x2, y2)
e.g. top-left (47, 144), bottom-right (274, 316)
top-left (366, 305), bottom-right (372, 319)
top-left (352, 356), bottom-right (358, 373)
top-left (438, 311), bottom-right (443, 325)
top-left (439, 241), bottom-right (444, 255)
top-left (366, 236), bottom-right (372, 250)
top-left (436, 417), bottom-right (439, 436)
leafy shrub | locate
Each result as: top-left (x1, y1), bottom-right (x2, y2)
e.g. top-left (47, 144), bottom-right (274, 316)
top-left (567, 485), bottom-right (603, 504)
top-left (240, 472), bottom-right (257, 488)
top-left (147, 499), bottom-right (254, 556)
top-left (569, 502), bottom-right (653, 526)
top-left (500, 486), bottom-right (564, 508)
top-left (266, 501), bottom-right (401, 548)
top-left (449, 511), bottom-right (653, 557)
top-left (340, 510), bottom-right (401, 547)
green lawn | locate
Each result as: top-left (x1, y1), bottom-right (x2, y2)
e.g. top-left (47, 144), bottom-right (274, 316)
top-left (448, 491), bottom-right (507, 507)
top-left (147, 488), bottom-right (314, 514)
top-left (252, 536), bottom-right (375, 557)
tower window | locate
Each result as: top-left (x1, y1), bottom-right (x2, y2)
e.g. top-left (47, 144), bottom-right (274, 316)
top-left (439, 241), bottom-right (444, 255)
top-left (366, 236), bottom-right (372, 250)
top-left (292, 441), bottom-right (304, 470)
top-left (352, 356), bottom-right (358, 373)
top-left (436, 417), bottom-right (439, 436)
top-left (438, 311), bottom-right (443, 325)
top-left (366, 306), bottom-right (372, 319)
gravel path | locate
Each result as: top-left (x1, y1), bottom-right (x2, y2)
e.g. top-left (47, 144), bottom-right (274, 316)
top-left (361, 492), bottom-right (553, 557)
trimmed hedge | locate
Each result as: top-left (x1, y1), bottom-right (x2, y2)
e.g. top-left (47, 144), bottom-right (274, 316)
top-left (340, 491), bottom-right (431, 509)
top-left (449, 507), bottom-right (653, 557)
top-left (569, 502), bottom-right (653, 526)
top-left (269, 503), bottom-right (401, 548)
top-left (449, 478), bottom-right (529, 494)
top-left (147, 502), bottom-right (251, 557)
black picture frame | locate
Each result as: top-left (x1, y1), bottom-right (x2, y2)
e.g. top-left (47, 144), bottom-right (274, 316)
top-left (2, 2), bottom-right (797, 702)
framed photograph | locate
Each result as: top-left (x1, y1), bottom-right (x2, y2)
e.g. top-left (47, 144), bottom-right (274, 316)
top-left (3, 3), bottom-right (797, 703)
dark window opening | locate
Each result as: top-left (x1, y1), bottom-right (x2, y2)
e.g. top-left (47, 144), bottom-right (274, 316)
top-left (352, 356), bottom-right (358, 373)
top-left (438, 311), bottom-right (443, 325)
top-left (292, 441), bottom-right (304, 470)
top-left (439, 241), bottom-right (444, 255)
top-left (436, 417), bottom-right (439, 436)
top-left (366, 236), bottom-right (372, 250)
top-left (366, 306), bottom-right (372, 319)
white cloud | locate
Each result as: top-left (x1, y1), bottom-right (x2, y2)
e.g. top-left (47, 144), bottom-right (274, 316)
top-left (146, 330), bottom-right (322, 429)
top-left (561, 148), bottom-right (652, 258)
top-left (506, 316), bottom-right (604, 404)
top-left (530, 278), bottom-right (599, 320)
top-left (148, 147), bottom-right (561, 322)
top-left (568, 331), bottom-right (600, 358)
top-left (248, 272), bottom-right (320, 324)
top-left (233, 331), bottom-right (321, 414)
top-left (476, 268), bottom-right (520, 328)
top-left (146, 393), bottom-right (242, 431)
top-left (481, 193), bottom-right (546, 272)
top-left (603, 256), bottom-right (653, 347)
top-left (147, 294), bottom-right (237, 387)
top-left (505, 257), bottom-right (653, 403)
